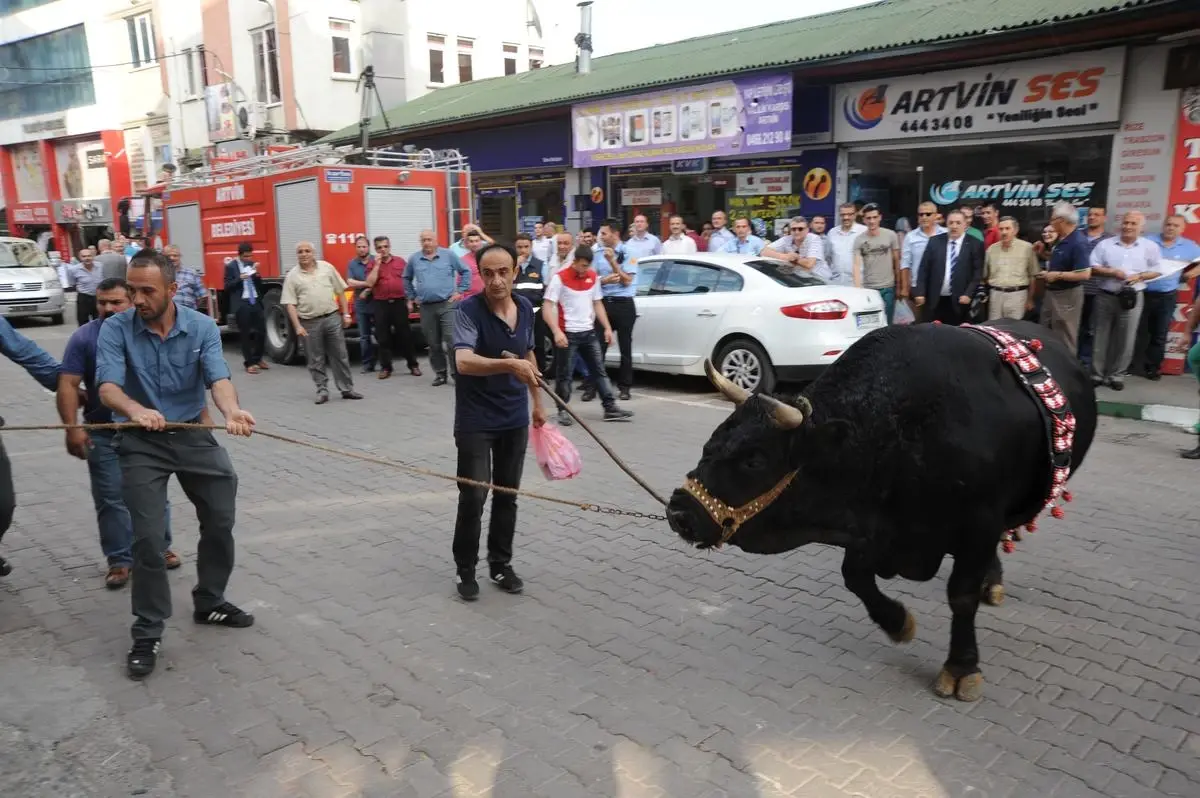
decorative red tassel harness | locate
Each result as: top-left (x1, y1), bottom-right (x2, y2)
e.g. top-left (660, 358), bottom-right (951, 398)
top-left (945, 323), bottom-right (1078, 553)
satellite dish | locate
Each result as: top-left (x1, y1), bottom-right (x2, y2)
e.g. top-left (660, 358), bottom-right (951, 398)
top-left (526, 0), bottom-right (543, 38)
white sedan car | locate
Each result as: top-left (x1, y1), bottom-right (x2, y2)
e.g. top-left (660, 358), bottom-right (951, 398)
top-left (604, 253), bottom-right (886, 393)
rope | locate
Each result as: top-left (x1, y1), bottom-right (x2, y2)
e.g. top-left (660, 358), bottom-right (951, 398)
top-left (0, 421), bottom-right (667, 522)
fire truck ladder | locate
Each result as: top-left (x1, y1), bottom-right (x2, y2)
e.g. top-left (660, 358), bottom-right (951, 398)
top-left (168, 144), bottom-right (356, 187)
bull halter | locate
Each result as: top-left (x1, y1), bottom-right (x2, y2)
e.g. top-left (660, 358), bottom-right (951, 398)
top-left (682, 468), bottom-right (798, 545)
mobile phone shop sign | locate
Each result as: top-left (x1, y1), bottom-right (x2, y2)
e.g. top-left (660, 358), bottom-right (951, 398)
top-left (572, 74), bottom-right (793, 168)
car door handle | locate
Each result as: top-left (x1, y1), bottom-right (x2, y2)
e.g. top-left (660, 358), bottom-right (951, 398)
top-left (696, 310), bottom-right (717, 317)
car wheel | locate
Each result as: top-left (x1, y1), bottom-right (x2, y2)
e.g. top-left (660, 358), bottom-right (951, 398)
top-left (715, 338), bottom-right (776, 395)
top-left (262, 288), bottom-right (302, 365)
top-left (48, 314), bottom-right (64, 326)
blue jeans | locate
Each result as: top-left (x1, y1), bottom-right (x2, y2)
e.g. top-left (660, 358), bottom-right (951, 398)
top-left (88, 430), bottom-right (171, 567)
top-left (555, 330), bottom-right (617, 410)
top-left (877, 286), bottom-right (896, 324)
top-left (355, 300), bottom-right (375, 368)
top-left (573, 352), bottom-right (590, 380)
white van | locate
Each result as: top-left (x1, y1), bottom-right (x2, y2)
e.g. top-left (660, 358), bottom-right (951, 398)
top-left (0, 236), bottom-right (66, 325)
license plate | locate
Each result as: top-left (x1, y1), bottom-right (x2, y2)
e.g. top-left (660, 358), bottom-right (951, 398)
top-left (5, 305), bottom-right (37, 313)
top-left (855, 311), bottom-right (882, 329)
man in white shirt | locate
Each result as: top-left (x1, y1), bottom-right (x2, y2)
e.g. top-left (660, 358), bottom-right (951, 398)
top-left (762, 216), bottom-right (830, 280)
top-left (900, 201), bottom-right (947, 302)
top-left (1088, 211), bottom-right (1163, 390)
top-left (661, 214), bottom-right (697, 255)
top-left (720, 218), bottom-right (766, 256)
top-left (545, 231), bottom-right (575, 271)
top-left (827, 202), bottom-right (867, 286)
top-left (542, 246), bottom-right (633, 425)
top-left (708, 210), bottom-right (736, 252)
top-left (531, 222), bottom-right (556, 264)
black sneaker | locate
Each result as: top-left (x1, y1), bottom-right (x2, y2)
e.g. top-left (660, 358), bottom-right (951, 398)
top-left (193, 602), bottom-right (255, 628)
top-left (618, 388), bottom-right (632, 401)
top-left (127, 638), bottom-right (161, 679)
top-left (432, 373), bottom-right (448, 387)
top-left (1109, 379), bottom-right (1124, 392)
top-left (456, 570), bottom-right (479, 601)
top-left (0, 555), bottom-right (11, 577)
top-left (556, 410), bottom-right (574, 427)
top-left (603, 407), bottom-right (634, 422)
top-left (581, 386), bottom-right (597, 402)
top-left (490, 566), bottom-right (524, 594)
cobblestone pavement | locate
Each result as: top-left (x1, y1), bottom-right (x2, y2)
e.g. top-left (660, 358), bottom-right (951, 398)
top-left (1, 320), bottom-right (1198, 798)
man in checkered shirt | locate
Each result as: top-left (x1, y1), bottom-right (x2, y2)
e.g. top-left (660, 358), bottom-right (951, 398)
top-left (763, 216), bottom-right (831, 281)
top-left (164, 245), bottom-right (206, 313)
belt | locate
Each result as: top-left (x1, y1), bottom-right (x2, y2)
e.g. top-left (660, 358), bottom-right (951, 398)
top-left (990, 285), bottom-right (1028, 293)
top-left (304, 310), bottom-right (338, 320)
top-left (418, 298), bottom-right (448, 305)
top-left (602, 295), bottom-right (634, 301)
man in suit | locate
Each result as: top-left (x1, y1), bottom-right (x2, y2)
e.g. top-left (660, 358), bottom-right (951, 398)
top-left (913, 210), bottom-right (984, 326)
top-left (224, 242), bottom-right (269, 374)
top-left (513, 233), bottom-right (549, 372)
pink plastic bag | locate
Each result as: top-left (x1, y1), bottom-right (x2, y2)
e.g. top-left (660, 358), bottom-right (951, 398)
top-left (531, 423), bottom-right (582, 480)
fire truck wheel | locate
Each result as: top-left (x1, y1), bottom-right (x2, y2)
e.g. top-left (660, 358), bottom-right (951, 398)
top-left (262, 288), bottom-right (303, 365)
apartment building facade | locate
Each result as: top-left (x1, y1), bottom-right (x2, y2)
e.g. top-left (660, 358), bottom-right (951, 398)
top-left (2, 0), bottom-right (568, 252)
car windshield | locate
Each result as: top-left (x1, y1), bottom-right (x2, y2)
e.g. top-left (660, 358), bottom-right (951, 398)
top-left (746, 259), bottom-right (827, 287)
top-left (0, 241), bottom-right (50, 269)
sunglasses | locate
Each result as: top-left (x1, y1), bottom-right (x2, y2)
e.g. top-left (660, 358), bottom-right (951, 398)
top-left (918, 211), bottom-right (935, 217)
top-left (790, 226), bottom-right (806, 232)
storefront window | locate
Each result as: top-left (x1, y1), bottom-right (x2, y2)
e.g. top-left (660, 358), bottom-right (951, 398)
top-left (848, 135), bottom-right (1112, 240)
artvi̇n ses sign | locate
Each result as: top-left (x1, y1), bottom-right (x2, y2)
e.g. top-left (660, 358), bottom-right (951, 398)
top-left (835, 48), bottom-right (1125, 142)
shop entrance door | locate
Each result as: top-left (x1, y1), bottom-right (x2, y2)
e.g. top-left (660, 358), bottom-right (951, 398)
top-left (479, 195), bottom-right (517, 240)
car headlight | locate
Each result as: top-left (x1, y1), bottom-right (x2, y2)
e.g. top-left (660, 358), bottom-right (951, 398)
top-left (44, 280), bottom-right (60, 289)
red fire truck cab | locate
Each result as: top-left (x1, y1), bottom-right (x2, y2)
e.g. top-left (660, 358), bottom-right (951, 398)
top-left (155, 145), bottom-right (472, 364)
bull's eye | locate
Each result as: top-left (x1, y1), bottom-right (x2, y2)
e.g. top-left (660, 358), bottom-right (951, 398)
top-left (744, 452), bottom-right (767, 471)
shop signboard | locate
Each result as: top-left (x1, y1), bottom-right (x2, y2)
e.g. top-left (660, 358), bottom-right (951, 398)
top-left (9, 202), bottom-right (53, 226)
top-left (672, 158), bottom-right (708, 175)
top-left (53, 197), bottom-right (113, 226)
top-left (835, 47), bottom-right (1125, 143)
top-left (926, 178), bottom-right (1098, 209)
top-left (723, 150), bottom-right (838, 233)
top-left (409, 120), bottom-right (570, 174)
top-left (1162, 88), bottom-right (1200, 376)
top-left (572, 73), bottom-right (793, 168)
top-left (621, 187), bottom-right (663, 206)
top-left (736, 170), bottom-right (792, 196)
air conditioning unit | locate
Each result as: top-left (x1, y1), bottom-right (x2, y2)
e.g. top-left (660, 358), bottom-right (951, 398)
top-left (236, 102), bottom-right (269, 138)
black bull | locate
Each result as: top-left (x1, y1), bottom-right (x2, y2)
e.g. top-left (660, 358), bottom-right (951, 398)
top-left (667, 320), bottom-right (1097, 702)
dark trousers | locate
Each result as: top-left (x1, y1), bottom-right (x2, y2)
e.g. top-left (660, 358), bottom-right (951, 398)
top-left (76, 292), bottom-right (98, 326)
top-left (0, 437), bottom-right (13, 543)
top-left (925, 296), bottom-right (965, 325)
top-left (374, 299), bottom-right (418, 372)
top-left (556, 329), bottom-right (617, 410)
top-left (234, 302), bottom-right (266, 367)
top-left (1078, 292), bottom-right (1097, 366)
top-left (452, 427), bottom-right (528, 572)
top-left (598, 296), bottom-right (636, 390)
top-left (531, 312), bottom-right (551, 374)
top-left (355, 300), bottom-right (375, 369)
top-left (1133, 291), bottom-right (1176, 376)
top-left (116, 429), bottom-right (238, 641)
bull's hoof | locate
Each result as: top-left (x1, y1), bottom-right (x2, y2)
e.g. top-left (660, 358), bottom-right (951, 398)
top-left (887, 611), bottom-right (917, 644)
top-left (933, 668), bottom-right (984, 702)
top-left (983, 583), bottom-right (1005, 606)
top-left (0, 556), bottom-right (10, 577)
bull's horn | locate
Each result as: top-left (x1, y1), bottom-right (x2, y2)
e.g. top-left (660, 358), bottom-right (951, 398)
top-left (762, 395), bottom-right (808, 429)
top-left (704, 359), bottom-right (750, 405)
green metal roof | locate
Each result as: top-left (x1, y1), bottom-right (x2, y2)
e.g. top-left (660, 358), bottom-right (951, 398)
top-left (321, 0), bottom-right (1158, 144)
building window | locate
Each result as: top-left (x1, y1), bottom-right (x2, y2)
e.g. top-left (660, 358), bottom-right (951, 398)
top-left (428, 34), bottom-right (445, 84)
top-left (330, 19), bottom-right (352, 75)
top-left (0, 25), bottom-right (96, 123)
top-left (457, 37), bottom-right (473, 83)
top-left (4, 0), bottom-right (58, 13)
top-left (529, 46), bottom-right (544, 70)
top-left (503, 43), bottom-right (518, 76)
top-left (252, 26), bottom-right (281, 105)
top-left (182, 48), bottom-right (198, 97)
top-left (127, 13), bottom-right (157, 68)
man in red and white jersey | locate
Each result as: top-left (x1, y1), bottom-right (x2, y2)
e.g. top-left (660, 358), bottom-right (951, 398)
top-left (542, 246), bottom-right (633, 426)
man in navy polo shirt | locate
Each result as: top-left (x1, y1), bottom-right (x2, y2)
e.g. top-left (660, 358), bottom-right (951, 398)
top-left (57, 277), bottom-right (183, 589)
top-left (1037, 201), bottom-right (1093, 354)
top-left (451, 242), bottom-right (547, 601)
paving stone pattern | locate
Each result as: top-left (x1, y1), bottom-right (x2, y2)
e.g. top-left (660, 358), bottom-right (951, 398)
top-left (0, 323), bottom-right (1198, 797)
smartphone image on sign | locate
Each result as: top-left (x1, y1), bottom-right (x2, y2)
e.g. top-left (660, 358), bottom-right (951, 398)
top-left (680, 104), bottom-right (692, 139)
top-left (710, 102), bottom-right (723, 137)
top-left (628, 112), bottom-right (646, 144)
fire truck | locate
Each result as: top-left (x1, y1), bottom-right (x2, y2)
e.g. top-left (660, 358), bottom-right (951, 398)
top-left (152, 144), bottom-right (472, 364)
